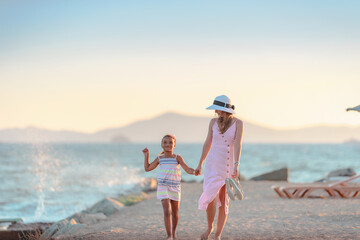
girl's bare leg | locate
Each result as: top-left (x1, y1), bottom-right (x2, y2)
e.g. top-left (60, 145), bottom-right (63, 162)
top-left (214, 185), bottom-right (228, 240)
top-left (201, 197), bottom-right (216, 240)
top-left (170, 200), bottom-right (180, 239)
top-left (161, 199), bottom-right (172, 239)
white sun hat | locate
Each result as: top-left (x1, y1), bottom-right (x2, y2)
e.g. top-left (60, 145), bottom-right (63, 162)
top-left (206, 95), bottom-right (235, 114)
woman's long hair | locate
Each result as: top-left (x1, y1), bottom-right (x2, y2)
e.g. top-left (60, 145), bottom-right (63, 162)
top-left (217, 112), bottom-right (233, 134)
top-left (159, 134), bottom-right (176, 155)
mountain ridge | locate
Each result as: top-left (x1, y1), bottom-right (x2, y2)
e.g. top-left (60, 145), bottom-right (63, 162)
top-left (0, 112), bottom-right (359, 143)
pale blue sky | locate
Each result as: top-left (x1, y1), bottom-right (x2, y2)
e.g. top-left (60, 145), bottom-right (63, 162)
top-left (1, 1), bottom-right (359, 132)
top-left (2, 1), bottom-right (359, 55)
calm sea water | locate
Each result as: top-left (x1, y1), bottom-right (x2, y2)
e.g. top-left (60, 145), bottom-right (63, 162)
top-left (0, 143), bottom-right (359, 223)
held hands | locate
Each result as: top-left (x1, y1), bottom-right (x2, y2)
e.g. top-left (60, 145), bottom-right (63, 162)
top-left (195, 165), bottom-right (202, 176)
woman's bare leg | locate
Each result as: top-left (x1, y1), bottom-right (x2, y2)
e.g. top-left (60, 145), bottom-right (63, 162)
top-left (170, 200), bottom-right (180, 239)
top-left (214, 185), bottom-right (228, 240)
top-left (161, 199), bottom-right (172, 239)
top-left (201, 197), bottom-right (217, 240)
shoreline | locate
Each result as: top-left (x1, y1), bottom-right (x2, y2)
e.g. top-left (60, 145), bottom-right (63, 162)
top-left (3, 178), bottom-right (158, 239)
top-left (55, 181), bottom-right (359, 240)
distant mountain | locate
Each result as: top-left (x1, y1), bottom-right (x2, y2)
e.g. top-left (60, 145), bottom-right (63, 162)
top-left (0, 127), bottom-right (92, 143)
top-left (92, 112), bottom-right (213, 143)
top-left (0, 112), bottom-right (359, 143)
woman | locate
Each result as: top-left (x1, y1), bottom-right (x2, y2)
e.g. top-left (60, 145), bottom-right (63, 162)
top-left (195, 95), bottom-right (244, 240)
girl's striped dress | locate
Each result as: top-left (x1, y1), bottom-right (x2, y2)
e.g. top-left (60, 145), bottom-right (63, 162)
top-left (157, 155), bottom-right (181, 201)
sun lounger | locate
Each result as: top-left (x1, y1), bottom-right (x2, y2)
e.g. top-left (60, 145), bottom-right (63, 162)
top-left (272, 174), bottom-right (360, 199)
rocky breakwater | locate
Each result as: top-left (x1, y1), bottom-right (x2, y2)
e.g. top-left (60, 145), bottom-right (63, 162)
top-left (7, 178), bottom-right (158, 240)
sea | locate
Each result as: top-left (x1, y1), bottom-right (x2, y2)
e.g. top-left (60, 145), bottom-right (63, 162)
top-left (0, 143), bottom-right (359, 223)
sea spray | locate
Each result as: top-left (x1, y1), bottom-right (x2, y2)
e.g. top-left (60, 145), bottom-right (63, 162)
top-left (27, 126), bottom-right (62, 222)
top-left (31, 142), bottom-right (61, 221)
top-left (28, 142), bottom-right (145, 222)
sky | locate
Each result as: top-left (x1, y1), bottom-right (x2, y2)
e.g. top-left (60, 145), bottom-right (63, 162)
top-left (0, 0), bottom-right (359, 133)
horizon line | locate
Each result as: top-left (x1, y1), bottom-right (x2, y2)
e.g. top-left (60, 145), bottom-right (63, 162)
top-left (0, 111), bottom-right (359, 134)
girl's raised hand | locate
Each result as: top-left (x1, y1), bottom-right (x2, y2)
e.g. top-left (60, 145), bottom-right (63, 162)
top-left (142, 147), bottom-right (149, 156)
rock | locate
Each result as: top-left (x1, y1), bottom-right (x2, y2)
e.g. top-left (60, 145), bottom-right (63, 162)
top-left (74, 212), bottom-right (107, 225)
top-left (140, 178), bottom-right (158, 192)
top-left (250, 168), bottom-right (289, 181)
top-left (3, 222), bottom-right (49, 240)
top-left (52, 222), bottom-right (84, 238)
top-left (115, 192), bottom-right (149, 206)
top-left (327, 168), bottom-right (356, 178)
top-left (238, 173), bottom-right (246, 181)
top-left (8, 222), bottom-right (52, 232)
top-left (86, 197), bottom-right (124, 216)
top-left (41, 219), bottom-right (69, 239)
top-left (314, 178), bottom-right (326, 183)
top-left (41, 218), bottom-right (79, 239)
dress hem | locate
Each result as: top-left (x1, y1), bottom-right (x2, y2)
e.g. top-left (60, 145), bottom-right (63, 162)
top-left (198, 183), bottom-right (227, 212)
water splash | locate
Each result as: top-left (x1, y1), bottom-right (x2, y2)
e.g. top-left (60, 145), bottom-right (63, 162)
top-left (28, 129), bottom-right (61, 221)
top-left (31, 143), bottom-right (49, 220)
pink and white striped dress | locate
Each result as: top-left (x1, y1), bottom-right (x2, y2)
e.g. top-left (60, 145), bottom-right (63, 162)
top-left (198, 121), bottom-right (236, 214)
top-left (157, 155), bottom-right (181, 201)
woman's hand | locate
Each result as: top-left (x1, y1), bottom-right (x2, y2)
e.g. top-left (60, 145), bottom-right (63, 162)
top-left (232, 166), bottom-right (239, 179)
top-left (195, 165), bottom-right (202, 176)
top-left (142, 147), bottom-right (149, 156)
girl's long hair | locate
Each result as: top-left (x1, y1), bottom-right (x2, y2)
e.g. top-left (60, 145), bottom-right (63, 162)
top-left (159, 134), bottom-right (176, 155)
top-left (217, 112), bottom-right (234, 134)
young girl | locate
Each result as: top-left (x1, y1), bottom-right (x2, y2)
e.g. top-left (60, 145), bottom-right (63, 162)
top-left (143, 134), bottom-right (195, 240)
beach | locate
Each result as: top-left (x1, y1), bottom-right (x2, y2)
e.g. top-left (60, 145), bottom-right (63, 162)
top-left (58, 181), bottom-right (359, 240)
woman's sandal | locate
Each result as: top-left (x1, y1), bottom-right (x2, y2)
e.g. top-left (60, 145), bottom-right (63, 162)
top-left (226, 178), bottom-right (244, 200)
top-left (225, 178), bottom-right (236, 200)
top-left (232, 178), bottom-right (244, 200)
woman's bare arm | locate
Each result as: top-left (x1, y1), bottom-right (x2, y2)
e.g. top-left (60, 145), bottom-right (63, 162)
top-left (232, 119), bottom-right (244, 178)
top-left (195, 118), bottom-right (215, 175)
